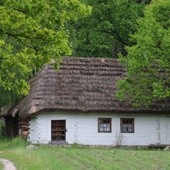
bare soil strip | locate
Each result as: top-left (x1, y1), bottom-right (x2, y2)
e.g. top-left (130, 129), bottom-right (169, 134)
top-left (0, 159), bottom-right (16, 170)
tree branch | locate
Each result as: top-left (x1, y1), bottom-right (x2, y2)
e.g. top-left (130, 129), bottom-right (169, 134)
top-left (106, 7), bottom-right (128, 46)
top-left (0, 28), bottom-right (49, 43)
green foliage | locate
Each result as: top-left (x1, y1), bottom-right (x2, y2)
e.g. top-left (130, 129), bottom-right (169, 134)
top-left (71, 0), bottom-right (145, 58)
top-left (0, 0), bottom-right (91, 107)
top-left (0, 118), bottom-right (5, 137)
top-left (117, 0), bottom-right (170, 106)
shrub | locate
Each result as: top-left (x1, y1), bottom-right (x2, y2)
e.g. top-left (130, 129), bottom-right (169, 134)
top-left (0, 118), bottom-right (5, 137)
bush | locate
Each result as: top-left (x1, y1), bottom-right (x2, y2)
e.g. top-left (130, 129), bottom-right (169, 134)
top-left (0, 118), bottom-right (5, 137)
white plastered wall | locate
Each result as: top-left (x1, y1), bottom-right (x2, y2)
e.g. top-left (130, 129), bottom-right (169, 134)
top-left (28, 112), bottom-right (170, 146)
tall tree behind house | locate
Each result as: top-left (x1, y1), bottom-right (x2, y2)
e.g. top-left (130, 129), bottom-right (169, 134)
top-left (70, 0), bottom-right (146, 58)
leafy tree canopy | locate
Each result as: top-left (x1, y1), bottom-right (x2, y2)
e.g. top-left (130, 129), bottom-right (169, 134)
top-left (117, 0), bottom-right (170, 106)
top-left (0, 0), bottom-right (91, 107)
top-left (71, 0), bottom-right (145, 58)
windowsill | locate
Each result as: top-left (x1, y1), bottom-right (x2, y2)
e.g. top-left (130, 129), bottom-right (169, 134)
top-left (98, 131), bottom-right (112, 133)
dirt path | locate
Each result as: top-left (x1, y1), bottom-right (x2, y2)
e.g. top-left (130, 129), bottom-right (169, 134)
top-left (0, 159), bottom-right (16, 170)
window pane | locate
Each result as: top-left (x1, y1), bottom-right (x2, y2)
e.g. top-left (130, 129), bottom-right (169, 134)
top-left (121, 118), bottom-right (134, 133)
top-left (98, 118), bottom-right (111, 133)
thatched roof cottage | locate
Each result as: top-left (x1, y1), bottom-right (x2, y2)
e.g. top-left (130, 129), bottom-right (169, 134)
top-left (3, 57), bottom-right (170, 146)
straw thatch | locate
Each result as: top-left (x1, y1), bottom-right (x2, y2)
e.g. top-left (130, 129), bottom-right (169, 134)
top-left (9, 57), bottom-right (170, 118)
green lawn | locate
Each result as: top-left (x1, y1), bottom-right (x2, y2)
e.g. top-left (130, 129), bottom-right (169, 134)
top-left (0, 138), bottom-right (170, 170)
top-left (0, 162), bottom-right (3, 170)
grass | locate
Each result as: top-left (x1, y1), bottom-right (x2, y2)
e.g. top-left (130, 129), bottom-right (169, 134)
top-left (0, 138), bottom-right (170, 170)
top-left (0, 162), bottom-right (3, 170)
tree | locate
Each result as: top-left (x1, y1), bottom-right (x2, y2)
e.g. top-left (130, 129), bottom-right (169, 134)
top-left (117, 0), bottom-right (170, 106)
top-left (71, 0), bottom-right (145, 58)
top-left (0, 0), bottom-right (91, 107)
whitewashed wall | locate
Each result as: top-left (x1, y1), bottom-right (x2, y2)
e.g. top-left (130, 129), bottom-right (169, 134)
top-left (28, 112), bottom-right (170, 146)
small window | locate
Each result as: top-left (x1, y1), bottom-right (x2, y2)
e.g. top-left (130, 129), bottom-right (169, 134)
top-left (120, 118), bottom-right (134, 133)
top-left (98, 118), bottom-right (111, 133)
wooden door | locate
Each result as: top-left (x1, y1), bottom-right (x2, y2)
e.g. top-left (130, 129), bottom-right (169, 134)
top-left (5, 115), bottom-right (19, 137)
top-left (51, 120), bottom-right (66, 141)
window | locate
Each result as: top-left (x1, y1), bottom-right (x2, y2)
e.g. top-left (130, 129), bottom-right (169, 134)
top-left (98, 118), bottom-right (111, 133)
top-left (120, 118), bottom-right (134, 133)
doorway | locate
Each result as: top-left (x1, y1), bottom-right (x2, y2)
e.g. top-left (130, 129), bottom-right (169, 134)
top-left (51, 120), bottom-right (66, 141)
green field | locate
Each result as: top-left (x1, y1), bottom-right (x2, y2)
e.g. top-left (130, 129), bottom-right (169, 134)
top-left (0, 138), bottom-right (170, 170)
top-left (0, 162), bottom-right (3, 170)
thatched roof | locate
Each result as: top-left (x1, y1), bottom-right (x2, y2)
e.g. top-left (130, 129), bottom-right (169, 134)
top-left (8, 57), bottom-right (170, 118)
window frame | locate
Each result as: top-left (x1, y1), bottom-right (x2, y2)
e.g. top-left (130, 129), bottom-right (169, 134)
top-left (98, 118), bottom-right (112, 133)
top-left (120, 118), bottom-right (134, 133)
